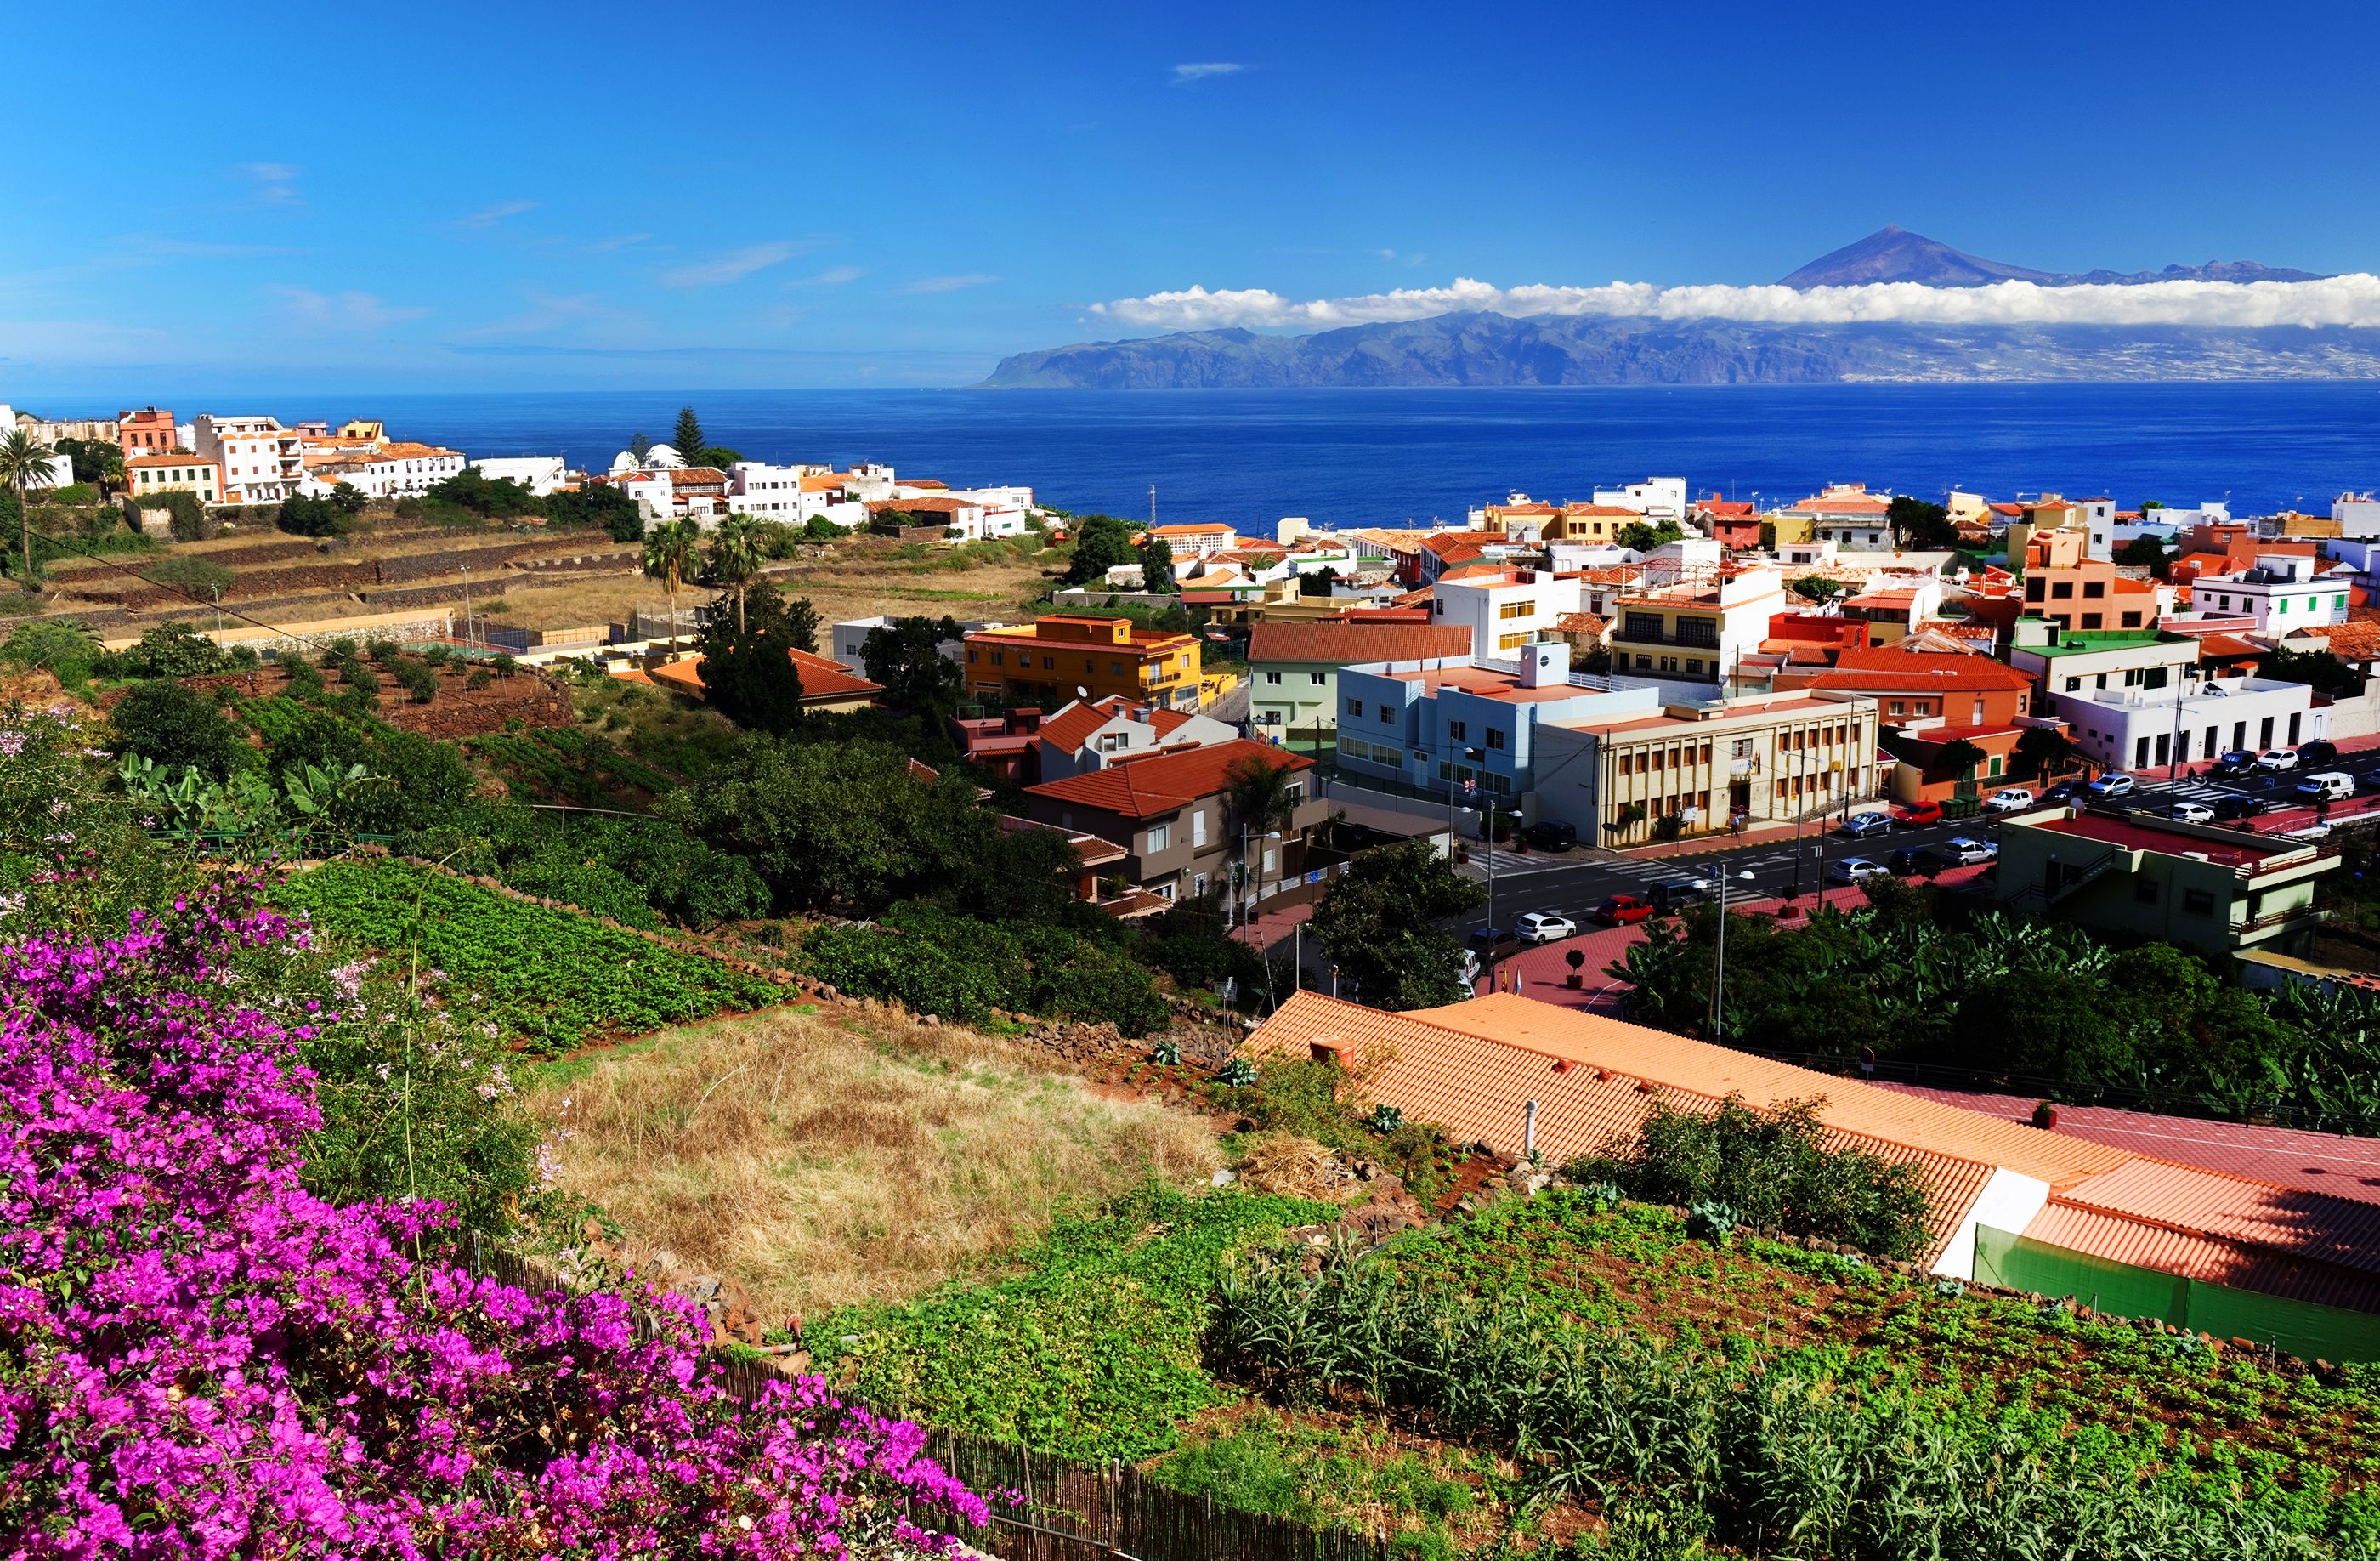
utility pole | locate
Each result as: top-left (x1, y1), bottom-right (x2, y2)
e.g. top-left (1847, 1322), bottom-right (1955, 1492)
top-left (1148, 485), bottom-right (1157, 528)
top-left (211, 585), bottom-right (223, 638)
top-left (460, 565), bottom-right (474, 650)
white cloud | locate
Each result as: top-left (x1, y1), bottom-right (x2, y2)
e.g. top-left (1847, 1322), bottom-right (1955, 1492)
top-left (1170, 62), bottom-right (1244, 83)
top-left (268, 287), bottom-right (428, 332)
top-left (1088, 274), bottom-right (2380, 332)
top-left (592, 232), bottom-right (654, 252)
top-left (237, 162), bottom-right (301, 205)
top-left (789, 265), bottom-right (864, 287)
top-left (456, 199), bottom-right (538, 229)
top-left (896, 273), bottom-right (1000, 294)
top-left (660, 241), bottom-right (815, 287)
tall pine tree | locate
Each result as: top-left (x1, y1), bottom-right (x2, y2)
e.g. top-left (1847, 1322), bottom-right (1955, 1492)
top-left (673, 406), bottom-right (706, 461)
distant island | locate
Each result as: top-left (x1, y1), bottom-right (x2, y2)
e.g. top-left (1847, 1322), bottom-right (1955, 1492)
top-left (983, 228), bottom-right (2374, 389)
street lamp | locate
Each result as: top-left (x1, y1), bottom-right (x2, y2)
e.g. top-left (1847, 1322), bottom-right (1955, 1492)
top-left (1706, 867), bottom-right (1760, 1039)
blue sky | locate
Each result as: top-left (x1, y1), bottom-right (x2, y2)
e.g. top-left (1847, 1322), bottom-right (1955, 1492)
top-left (4, 0), bottom-right (2372, 398)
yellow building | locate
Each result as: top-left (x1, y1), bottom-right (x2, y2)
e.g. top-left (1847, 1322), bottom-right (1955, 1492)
top-left (1765, 511), bottom-right (1816, 547)
top-left (965, 615), bottom-right (1204, 709)
top-left (125, 453), bottom-right (224, 506)
top-left (336, 419), bottom-right (386, 442)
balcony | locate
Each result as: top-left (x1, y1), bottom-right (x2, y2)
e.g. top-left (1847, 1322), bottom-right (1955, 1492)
top-left (1612, 623), bottom-right (1722, 650)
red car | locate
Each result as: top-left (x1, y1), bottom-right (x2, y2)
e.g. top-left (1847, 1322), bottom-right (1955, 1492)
top-left (1891, 801), bottom-right (1944, 828)
top-left (1595, 894), bottom-right (1654, 927)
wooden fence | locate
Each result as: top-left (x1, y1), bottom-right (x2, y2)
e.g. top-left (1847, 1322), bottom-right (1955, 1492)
top-left (469, 1245), bottom-right (1391, 1561)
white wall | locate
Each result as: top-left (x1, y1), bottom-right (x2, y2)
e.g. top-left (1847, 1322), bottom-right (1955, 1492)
top-left (472, 457), bottom-right (566, 497)
top-left (1940, 1169), bottom-right (2052, 1280)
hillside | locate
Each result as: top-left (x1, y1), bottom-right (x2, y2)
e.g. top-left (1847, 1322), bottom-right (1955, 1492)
top-left (984, 312), bottom-right (2380, 388)
top-left (1779, 224), bottom-right (2327, 288)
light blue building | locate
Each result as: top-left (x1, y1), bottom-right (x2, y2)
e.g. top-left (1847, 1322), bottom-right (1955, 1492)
top-left (1333, 642), bottom-right (1663, 803)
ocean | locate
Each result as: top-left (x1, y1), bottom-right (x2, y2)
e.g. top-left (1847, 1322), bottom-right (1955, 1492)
top-left (84, 383), bottom-right (2380, 525)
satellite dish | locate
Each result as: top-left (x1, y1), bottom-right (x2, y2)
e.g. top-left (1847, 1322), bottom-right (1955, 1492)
top-left (1075, 685), bottom-right (1090, 699)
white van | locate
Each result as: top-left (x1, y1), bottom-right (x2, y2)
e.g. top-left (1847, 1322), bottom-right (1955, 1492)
top-left (2296, 771), bottom-right (2354, 802)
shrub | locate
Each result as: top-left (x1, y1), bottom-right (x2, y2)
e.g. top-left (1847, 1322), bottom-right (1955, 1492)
top-left (366, 638), bottom-right (403, 665)
top-left (1567, 1094), bottom-right (1930, 1259)
top-left (466, 667), bottom-right (492, 690)
top-left (275, 491), bottom-right (352, 537)
top-left (139, 554), bottom-right (236, 595)
top-left (0, 619), bottom-right (103, 687)
top-left (120, 621), bottom-right (230, 678)
top-left (110, 680), bottom-right (251, 780)
top-left (133, 488), bottom-right (213, 542)
top-left (393, 659), bottom-right (440, 704)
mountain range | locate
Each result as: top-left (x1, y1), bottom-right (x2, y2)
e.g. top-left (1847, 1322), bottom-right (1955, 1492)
top-left (983, 230), bottom-right (2361, 389)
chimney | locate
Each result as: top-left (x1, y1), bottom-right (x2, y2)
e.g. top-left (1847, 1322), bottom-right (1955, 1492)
top-left (1516, 641), bottom-right (1571, 688)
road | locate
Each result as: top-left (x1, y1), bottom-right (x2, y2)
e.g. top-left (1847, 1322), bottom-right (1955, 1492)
top-left (1444, 746), bottom-right (2380, 938)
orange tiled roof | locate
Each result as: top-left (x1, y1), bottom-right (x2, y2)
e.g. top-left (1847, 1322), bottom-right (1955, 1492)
top-left (2316, 620), bottom-right (2380, 661)
top-left (1023, 738), bottom-right (1309, 820)
top-left (1247, 620), bottom-right (1470, 665)
top-left (647, 648), bottom-right (881, 703)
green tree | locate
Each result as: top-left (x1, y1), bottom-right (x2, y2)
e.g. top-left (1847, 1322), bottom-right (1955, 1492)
top-left (110, 682), bottom-right (249, 780)
top-left (2260, 644), bottom-right (2366, 700)
top-left (1932, 736), bottom-right (1988, 782)
top-left (694, 446), bottom-right (744, 469)
top-left (1616, 517), bottom-right (1685, 553)
top-left (696, 608), bottom-right (809, 735)
top-left (546, 481), bottom-right (643, 542)
top-left (428, 467), bottom-right (540, 518)
top-left (741, 579), bottom-right (819, 651)
top-left (1300, 566), bottom-right (1339, 599)
top-left (860, 615), bottom-right (966, 718)
top-left (801, 514), bottom-right (847, 542)
top-left (329, 481), bottom-right (368, 515)
top-left (641, 518), bottom-right (702, 645)
top-left (673, 406), bottom-right (706, 460)
top-left (659, 735), bottom-right (1002, 915)
top-left (626, 431), bottom-right (654, 464)
top-left (1136, 533), bottom-right (1176, 593)
top-left (1788, 575), bottom-right (1848, 606)
top-left (0, 427), bottom-right (60, 588)
top-left (54, 436), bottom-right (124, 490)
top-left (0, 619), bottom-right (103, 687)
top-left (2114, 533), bottom-right (2171, 576)
top-left (706, 514), bottom-right (768, 633)
top-left (122, 622), bottom-right (230, 678)
top-left (1310, 840), bottom-right (1486, 1010)
top-left (1062, 514), bottom-right (1138, 586)
top-left (1886, 495), bottom-right (1958, 550)
top-left (275, 492), bottom-right (351, 538)
top-left (1223, 752), bottom-right (1304, 916)
top-left (2013, 725), bottom-right (2073, 779)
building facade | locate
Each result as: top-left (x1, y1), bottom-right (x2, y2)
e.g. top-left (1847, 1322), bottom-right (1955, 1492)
top-left (1246, 618), bottom-right (1471, 737)
top-left (1017, 740), bottom-right (1322, 905)
top-left (2048, 675), bottom-right (2317, 772)
top-left (964, 616), bottom-right (1204, 709)
top-left (1994, 809), bottom-right (2336, 960)
top-left (1605, 563), bottom-right (1785, 690)
top-left (125, 453), bottom-right (224, 506)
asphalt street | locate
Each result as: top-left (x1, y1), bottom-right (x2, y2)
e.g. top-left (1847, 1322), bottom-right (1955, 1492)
top-left (1442, 744), bottom-right (2380, 939)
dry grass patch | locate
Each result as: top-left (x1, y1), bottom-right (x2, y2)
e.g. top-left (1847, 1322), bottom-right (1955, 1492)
top-left (528, 1008), bottom-right (1223, 1320)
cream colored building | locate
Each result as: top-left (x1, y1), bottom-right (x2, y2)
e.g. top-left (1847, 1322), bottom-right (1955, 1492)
top-left (1533, 688), bottom-right (1884, 845)
top-left (126, 453), bottom-right (224, 506)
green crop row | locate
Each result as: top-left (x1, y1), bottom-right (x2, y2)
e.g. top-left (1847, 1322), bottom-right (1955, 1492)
top-left (274, 858), bottom-right (788, 1055)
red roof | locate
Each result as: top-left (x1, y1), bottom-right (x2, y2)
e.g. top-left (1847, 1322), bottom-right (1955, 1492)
top-left (648, 647), bottom-right (881, 704)
top-left (1794, 646), bottom-right (2032, 695)
top-left (1247, 622), bottom-right (1470, 665)
top-left (1023, 738), bottom-right (1310, 820)
top-left (1035, 695), bottom-right (1207, 755)
top-left (1424, 531), bottom-right (1505, 557)
top-left (2032, 811), bottom-right (2299, 868)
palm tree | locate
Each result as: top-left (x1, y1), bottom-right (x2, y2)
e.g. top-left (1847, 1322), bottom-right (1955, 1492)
top-left (641, 519), bottom-right (701, 650)
top-left (1223, 752), bottom-right (1300, 922)
top-left (0, 428), bottom-right (60, 591)
top-left (707, 514), bottom-right (767, 633)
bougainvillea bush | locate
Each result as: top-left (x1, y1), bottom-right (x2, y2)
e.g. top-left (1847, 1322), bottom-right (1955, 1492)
top-left (0, 883), bottom-right (988, 1556)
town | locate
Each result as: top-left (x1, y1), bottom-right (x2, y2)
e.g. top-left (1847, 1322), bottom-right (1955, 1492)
top-left (9, 398), bottom-right (2380, 1556)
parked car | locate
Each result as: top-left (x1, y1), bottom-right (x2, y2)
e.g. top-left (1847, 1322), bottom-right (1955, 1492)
top-left (1516, 911), bottom-right (1579, 944)
top-left (1458, 950), bottom-right (1482, 989)
top-left (1593, 894), bottom-right (1654, 927)
top-left (2213, 794), bottom-right (2273, 821)
top-left (1523, 820), bottom-right (1578, 853)
top-left (1982, 787), bottom-right (2036, 813)
top-left (1944, 836), bottom-right (1998, 864)
top-left (2168, 801), bottom-right (2215, 824)
top-left (1465, 925), bottom-right (1512, 953)
top-left (2040, 780), bottom-right (2089, 803)
top-left (1645, 880), bottom-right (1713, 915)
top-left (1827, 857), bottom-right (1885, 885)
top-left (2297, 771), bottom-right (2355, 802)
top-left (1836, 811), bottom-right (1891, 838)
top-left (1886, 847), bottom-right (1948, 877)
top-left (2210, 749), bottom-right (2259, 777)
top-left (2256, 749), bottom-right (2300, 772)
top-left (1891, 800), bottom-right (1945, 828)
top-left (2086, 773), bottom-right (2136, 798)
top-left (2299, 739), bottom-right (2341, 767)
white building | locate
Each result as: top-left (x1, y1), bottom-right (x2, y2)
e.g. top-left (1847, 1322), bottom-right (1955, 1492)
top-left (193, 414), bottom-right (305, 504)
top-left (2193, 554), bottom-right (2351, 634)
top-left (2050, 675), bottom-right (2319, 772)
top-left (302, 440), bottom-right (467, 499)
top-left (728, 461), bottom-right (830, 521)
top-left (1590, 476), bottom-right (1688, 523)
top-left (1033, 695), bottom-right (1239, 781)
top-left (2334, 493), bottom-right (2380, 539)
top-left (609, 443), bottom-right (684, 474)
top-left (1428, 566), bottom-right (1586, 658)
top-left (1787, 483), bottom-right (1896, 550)
top-left (469, 457), bottom-right (566, 497)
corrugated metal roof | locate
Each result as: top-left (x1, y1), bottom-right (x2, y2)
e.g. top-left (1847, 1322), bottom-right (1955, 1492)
top-left (2054, 1159), bottom-right (2380, 1278)
top-left (1875, 1082), bottom-right (2380, 1206)
top-left (1406, 994), bottom-right (2131, 1191)
top-left (2019, 1201), bottom-right (2380, 1314)
top-left (1254, 992), bottom-right (1998, 1263)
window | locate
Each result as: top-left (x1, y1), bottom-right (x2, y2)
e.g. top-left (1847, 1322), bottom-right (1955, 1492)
top-left (1309, 672), bottom-right (1325, 684)
top-left (2066, 676), bottom-right (2081, 691)
top-left (1448, 721), bottom-right (1468, 741)
top-left (1264, 671), bottom-right (1282, 685)
top-left (2026, 579), bottom-right (2045, 602)
top-left (2120, 611), bottom-right (2142, 629)
top-left (1496, 632), bottom-right (1531, 651)
top-left (1378, 704), bottom-right (1394, 721)
top-left (2082, 580), bottom-right (2105, 599)
top-left (1497, 600), bottom-right (1535, 620)
top-left (2183, 888), bottom-right (2216, 916)
top-left (1346, 697), bottom-right (1363, 718)
top-left (2050, 582), bottom-right (2075, 599)
top-left (1146, 822), bottom-right (1171, 852)
top-left (1485, 728), bottom-right (1506, 751)
top-left (1097, 732), bottom-right (1129, 752)
top-left (2080, 613), bottom-right (2104, 629)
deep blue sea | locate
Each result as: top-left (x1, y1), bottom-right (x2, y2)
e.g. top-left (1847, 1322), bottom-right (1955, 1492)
top-left (81, 384), bottom-right (2380, 524)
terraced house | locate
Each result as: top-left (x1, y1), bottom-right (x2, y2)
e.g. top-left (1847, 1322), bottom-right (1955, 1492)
top-left (1017, 739), bottom-right (1321, 906)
